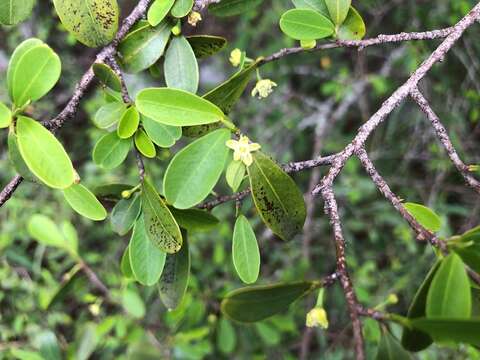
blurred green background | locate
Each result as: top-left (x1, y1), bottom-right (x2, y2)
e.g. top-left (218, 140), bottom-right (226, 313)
top-left (1, 0), bottom-right (480, 358)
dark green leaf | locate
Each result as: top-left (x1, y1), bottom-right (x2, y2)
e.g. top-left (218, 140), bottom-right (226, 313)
top-left (453, 225), bottom-right (480, 274)
top-left (170, 208), bottom-right (219, 232)
top-left (187, 35), bottom-right (227, 59)
top-left (217, 318), bottom-right (236, 354)
top-left (37, 331), bottom-right (61, 360)
top-left (410, 318), bottom-right (480, 346)
top-left (93, 63), bottom-right (122, 91)
top-left (376, 330), bottom-right (412, 360)
top-left (94, 183), bottom-right (133, 200)
top-left (111, 194), bottom-right (142, 235)
top-left (209, 0), bottom-right (264, 17)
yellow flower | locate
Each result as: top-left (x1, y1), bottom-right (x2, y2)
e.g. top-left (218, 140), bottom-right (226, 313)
top-left (306, 307), bottom-right (329, 329)
top-left (225, 135), bottom-right (261, 167)
top-left (188, 11), bottom-right (202, 26)
top-left (387, 293), bottom-right (399, 305)
top-left (229, 48), bottom-right (242, 67)
top-left (251, 79), bottom-right (277, 99)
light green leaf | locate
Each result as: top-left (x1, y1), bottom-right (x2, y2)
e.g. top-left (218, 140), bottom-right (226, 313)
top-left (401, 261), bottom-right (439, 352)
top-left (376, 330), bottom-right (412, 360)
top-left (10, 349), bottom-right (44, 360)
top-left (93, 101), bottom-right (126, 129)
top-left (142, 116), bottom-right (182, 148)
top-left (136, 87), bottom-right (226, 126)
top-left (134, 128), bottom-right (157, 158)
top-left (226, 160), bottom-right (246, 192)
top-left (426, 253), bottom-right (471, 318)
top-left (158, 232), bottom-right (190, 309)
top-left (76, 323), bottom-right (98, 360)
top-left (53, 0), bottom-right (119, 47)
top-left (63, 184), bottom-right (107, 221)
top-left (217, 318), bottom-right (237, 354)
top-left (337, 6), bottom-right (366, 40)
top-left (171, 0), bottom-right (193, 18)
top-left (291, 0), bottom-right (329, 16)
top-left (11, 44), bottom-right (61, 107)
top-left (142, 178), bottom-right (183, 253)
top-left (164, 36), bottom-right (199, 93)
top-left (92, 132), bottom-right (131, 169)
top-left (164, 129), bottom-right (231, 209)
top-left (209, 0), bottom-right (264, 17)
top-left (221, 281), bottom-right (316, 323)
top-left (117, 106), bottom-right (140, 139)
top-left (111, 194), bottom-right (142, 235)
top-left (404, 202), bottom-right (441, 232)
top-left (279, 9), bottom-right (335, 40)
top-left (122, 287), bottom-right (145, 318)
top-left (325, 0), bottom-right (351, 26)
top-left (93, 63), bottom-right (122, 91)
top-left (233, 215), bottom-right (260, 284)
top-left (187, 35), bottom-right (227, 59)
top-left (170, 208), bottom-right (219, 232)
top-left (148, 0), bottom-right (175, 26)
top-left (61, 221), bottom-right (79, 255)
top-left (118, 20), bottom-right (171, 73)
top-left (37, 331), bottom-right (61, 360)
top-left (28, 214), bottom-right (66, 248)
top-left (121, 246), bottom-right (134, 278)
top-left (129, 217), bottom-right (167, 286)
top-left (16, 116), bottom-right (74, 189)
top-left (0, 102), bottom-right (11, 128)
top-left (0, 0), bottom-right (35, 25)
top-left (248, 151), bottom-right (306, 241)
top-left (410, 318), bottom-right (480, 346)
top-left (8, 130), bottom-right (36, 182)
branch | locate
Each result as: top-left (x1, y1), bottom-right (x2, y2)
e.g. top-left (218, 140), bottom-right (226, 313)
top-left (410, 87), bottom-right (480, 193)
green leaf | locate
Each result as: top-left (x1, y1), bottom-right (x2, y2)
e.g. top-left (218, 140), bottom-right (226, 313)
top-left (136, 87), bottom-right (226, 126)
top-left (10, 349), bottom-right (44, 360)
top-left (209, 0), bottom-right (264, 17)
top-left (221, 281), bottom-right (316, 323)
top-left (376, 330), bottom-right (412, 360)
top-left (337, 6), bottom-right (366, 40)
top-left (142, 178), bottom-right (183, 253)
top-left (93, 101), bottom-right (127, 129)
top-left (63, 184), bottom-right (107, 221)
top-left (183, 122), bottom-right (222, 139)
top-left (404, 202), bottom-right (441, 232)
top-left (8, 131), bottom-right (36, 182)
top-left (11, 43), bottom-right (61, 107)
top-left (226, 160), bottom-right (246, 192)
top-left (217, 318), bottom-right (237, 354)
top-left (452, 225), bottom-right (480, 274)
top-left (37, 331), bottom-right (61, 360)
top-left (117, 106), bottom-right (140, 139)
top-left (164, 129), bottom-right (231, 209)
top-left (410, 318), bottom-right (480, 346)
top-left (0, 0), bottom-right (35, 25)
top-left (61, 221), bottom-right (79, 255)
top-left (93, 63), bottom-right (122, 92)
top-left (121, 246), bottom-right (134, 278)
top-left (291, 0), bottom-right (329, 16)
top-left (92, 132), bottom-right (131, 169)
top-left (148, 0), bottom-right (175, 26)
top-left (46, 265), bottom-right (85, 310)
top-left (76, 323), bottom-right (99, 360)
top-left (426, 253), bottom-right (471, 318)
top-left (53, 0), bottom-right (119, 47)
top-left (134, 128), bottom-right (157, 158)
top-left (158, 232), bottom-right (190, 309)
top-left (401, 261), bottom-right (440, 352)
top-left (187, 35), bottom-right (227, 59)
top-left (170, 208), bottom-right (219, 232)
top-left (28, 214), bottom-right (67, 249)
top-left (16, 116), bottom-right (75, 189)
top-left (142, 116), bottom-right (182, 148)
top-left (129, 217), bottom-right (167, 286)
top-left (0, 102), bottom-right (11, 128)
top-left (279, 9), bottom-right (335, 40)
top-left (111, 194), bottom-right (142, 235)
top-left (325, 0), bottom-right (351, 26)
top-left (247, 151), bottom-right (306, 241)
top-left (122, 287), bottom-right (145, 318)
top-left (94, 183), bottom-right (133, 200)
top-left (164, 35), bottom-right (199, 93)
top-left (233, 215), bottom-right (260, 284)
top-left (118, 20), bottom-right (171, 73)
top-left (171, 0), bottom-right (193, 18)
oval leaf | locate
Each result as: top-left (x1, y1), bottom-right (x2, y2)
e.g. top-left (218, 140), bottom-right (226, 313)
top-left (164, 35), bottom-right (199, 93)
top-left (226, 160), bottom-right (246, 192)
top-left (404, 202), bottom-right (441, 232)
top-left (93, 63), bottom-right (122, 92)
top-left (142, 179), bottom-right (183, 253)
top-left (164, 129), bottom-right (231, 209)
top-left (337, 6), bottom-right (366, 40)
top-left (92, 132), bottom-right (131, 169)
top-left (134, 128), bottom-right (157, 158)
top-left (8, 130), bottom-right (37, 182)
top-left (452, 225), bottom-right (480, 274)
top-left (0, 102), bottom-right (12, 129)
top-left (169, 208), bottom-right (219, 232)
top-left (171, 0), bottom-right (193, 18)
top-left (136, 87), bottom-right (226, 126)
top-left (129, 217), bottom-right (167, 286)
top-left (232, 215), bottom-right (260, 284)
top-left (121, 246), bottom-right (134, 278)
top-left (187, 35), bottom-right (227, 59)
top-left (111, 194), bottom-right (142, 236)
top-left (117, 106), bottom-right (140, 139)
top-left (63, 184), bottom-right (107, 221)
top-left (53, 0), bottom-right (119, 47)
top-left (142, 116), bottom-right (182, 148)
top-left (16, 116), bottom-right (75, 189)
top-left (292, 0), bottom-right (329, 15)
top-left (410, 318), bottom-right (480, 346)
top-left (93, 101), bottom-right (126, 129)
top-left (247, 151), bottom-right (306, 241)
top-left (279, 9), bottom-right (335, 40)
top-left (221, 282), bottom-right (316, 323)
top-left (325, 0), bottom-right (351, 26)
top-left (0, 0), bottom-right (35, 25)
top-left (158, 232), bottom-right (190, 309)
top-left (148, 0), bottom-right (175, 26)
top-left (28, 214), bottom-right (67, 248)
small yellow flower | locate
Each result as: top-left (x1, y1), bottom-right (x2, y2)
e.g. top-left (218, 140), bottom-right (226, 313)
top-left (229, 48), bottom-right (242, 67)
top-left (306, 307), bottom-right (329, 329)
top-left (225, 135), bottom-right (261, 167)
top-left (251, 79), bottom-right (277, 99)
top-left (387, 293), bottom-right (399, 305)
top-left (188, 11), bottom-right (202, 26)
